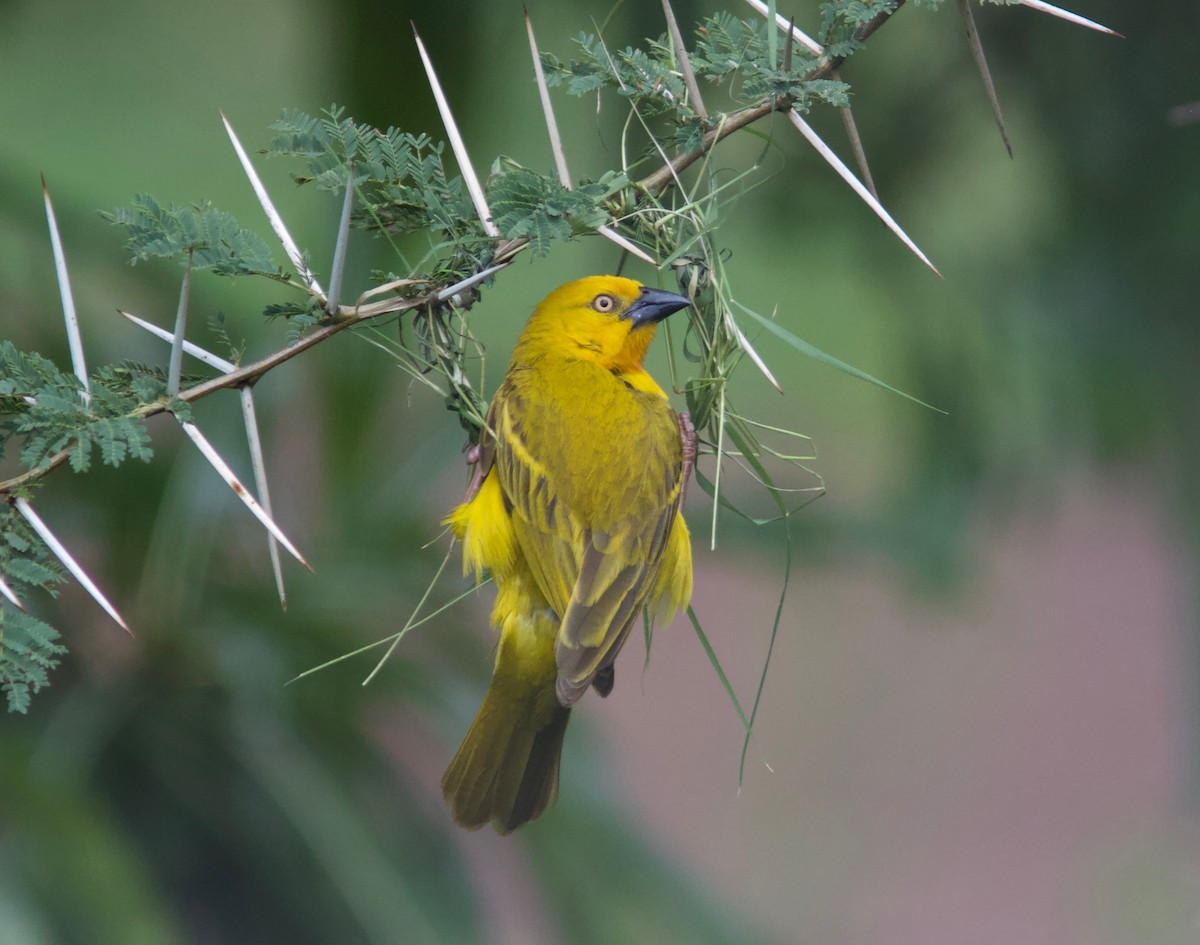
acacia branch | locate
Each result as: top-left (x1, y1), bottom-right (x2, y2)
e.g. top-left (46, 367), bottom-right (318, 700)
top-left (2, 3), bottom-right (910, 497)
top-left (636, 0), bottom-right (907, 194)
top-left (0, 257), bottom-right (524, 496)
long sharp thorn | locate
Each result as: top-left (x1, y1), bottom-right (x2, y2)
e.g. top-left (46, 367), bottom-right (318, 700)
top-left (118, 310), bottom-right (237, 372)
top-left (42, 177), bottom-right (90, 406)
top-left (788, 110), bottom-right (941, 277)
top-left (434, 262), bottom-right (510, 302)
top-left (597, 225), bottom-right (657, 265)
top-left (662, 0), bottom-right (708, 119)
top-left (221, 111), bottom-right (327, 298)
top-left (326, 166), bottom-right (355, 315)
top-left (834, 69), bottom-right (881, 198)
top-left (239, 387), bottom-right (286, 609)
top-left (743, 0), bottom-right (823, 54)
top-left (729, 316), bottom-right (782, 393)
top-left (1017, 0), bottom-right (1123, 37)
top-left (525, 9), bottom-right (572, 188)
top-left (525, 13), bottom-right (656, 266)
top-left (957, 0), bottom-right (1013, 157)
top-left (122, 308), bottom-right (287, 603)
top-left (0, 574), bottom-right (26, 611)
top-left (167, 249), bottom-right (193, 396)
top-left (15, 497), bottom-right (131, 634)
top-left (412, 25), bottom-right (501, 238)
top-left (178, 420), bottom-right (313, 572)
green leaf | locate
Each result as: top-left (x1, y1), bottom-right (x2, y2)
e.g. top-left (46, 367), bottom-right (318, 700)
top-left (102, 196), bottom-right (277, 276)
top-left (1, 608), bottom-right (67, 713)
top-left (734, 300), bottom-right (943, 411)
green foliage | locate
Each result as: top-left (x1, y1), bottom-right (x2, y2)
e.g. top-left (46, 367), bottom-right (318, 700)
top-left (819, 0), bottom-right (901, 57)
top-left (102, 195), bottom-right (279, 278)
top-left (486, 164), bottom-right (624, 257)
top-left (541, 15), bottom-right (850, 129)
top-left (1, 343), bottom-right (159, 474)
top-left (0, 504), bottom-right (68, 713)
top-left (12, 365), bottom-right (158, 474)
top-left (266, 106), bottom-right (477, 242)
top-left (0, 608), bottom-right (66, 713)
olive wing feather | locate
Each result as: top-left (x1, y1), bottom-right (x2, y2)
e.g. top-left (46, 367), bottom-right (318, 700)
top-left (491, 373), bottom-right (683, 706)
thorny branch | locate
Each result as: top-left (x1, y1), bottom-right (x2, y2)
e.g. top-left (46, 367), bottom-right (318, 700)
top-left (637, 0), bottom-right (907, 194)
top-left (0, 5), bottom-right (913, 498)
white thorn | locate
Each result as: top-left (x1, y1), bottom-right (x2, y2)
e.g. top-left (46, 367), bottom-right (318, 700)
top-left (1017, 0), bottom-right (1122, 36)
top-left (221, 111), bottom-right (327, 298)
top-left (178, 420), bottom-right (313, 572)
top-left (661, 0), bottom-right (709, 119)
top-left (412, 26), bottom-right (502, 238)
top-left (742, 0), bottom-right (824, 55)
top-left (166, 250), bottom-right (193, 396)
top-left (597, 225), bottom-right (658, 266)
top-left (118, 310), bottom-right (237, 372)
top-left (239, 387), bottom-right (287, 609)
top-left (41, 179), bottom-right (90, 406)
top-left (525, 11), bottom-right (572, 188)
top-left (14, 497), bottom-right (130, 634)
top-left (434, 262), bottom-right (509, 302)
top-left (326, 170), bottom-right (356, 315)
top-left (788, 110), bottom-right (941, 277)
top-left (728, 314), bottom-right (782, 392)
top-left (524, 16), bottom-right (655, 266)
top-left (0, 573), bottom-right (26, 611)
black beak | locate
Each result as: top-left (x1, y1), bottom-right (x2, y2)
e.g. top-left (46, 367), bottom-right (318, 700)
top-left (624, 286), bottom-right (692, 329)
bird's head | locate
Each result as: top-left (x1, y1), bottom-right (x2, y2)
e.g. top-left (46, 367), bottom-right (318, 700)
top-left (519, 275), bottom-right (692, 373)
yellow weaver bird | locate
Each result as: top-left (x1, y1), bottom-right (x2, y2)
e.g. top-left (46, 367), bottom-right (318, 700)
top-left (442, 275), bottom-right (695, 834)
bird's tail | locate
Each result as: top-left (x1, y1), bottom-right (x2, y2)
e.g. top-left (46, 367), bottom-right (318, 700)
top-left (442, 629), bottom-right (571, 834)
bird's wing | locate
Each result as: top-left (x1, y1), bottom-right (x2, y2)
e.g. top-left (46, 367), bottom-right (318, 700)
top-left (492, 374), bottom-right (683, 706)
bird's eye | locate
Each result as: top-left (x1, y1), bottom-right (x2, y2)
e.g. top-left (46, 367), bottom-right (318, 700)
top-left (591, 293), bottom-right (617, 313)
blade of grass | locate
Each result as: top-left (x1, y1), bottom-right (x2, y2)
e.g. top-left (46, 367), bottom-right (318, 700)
top-left (361, 539), bottom-right (456, 686)
top-left (686, 605), bottom-right (751, 735)
top-left (289, 577), bottom-right (490, 683)
top-left (737, 509), bottom-right (790, 784)
top-left (733, 299), bottom-right (944, 411)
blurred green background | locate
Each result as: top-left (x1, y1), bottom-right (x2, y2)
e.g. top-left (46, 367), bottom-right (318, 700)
top-left (2, 0), bottom-right (1198, 942)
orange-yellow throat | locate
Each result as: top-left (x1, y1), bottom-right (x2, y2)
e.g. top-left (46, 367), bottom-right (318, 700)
top-left (442, 275), bottom-right (694, 833)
